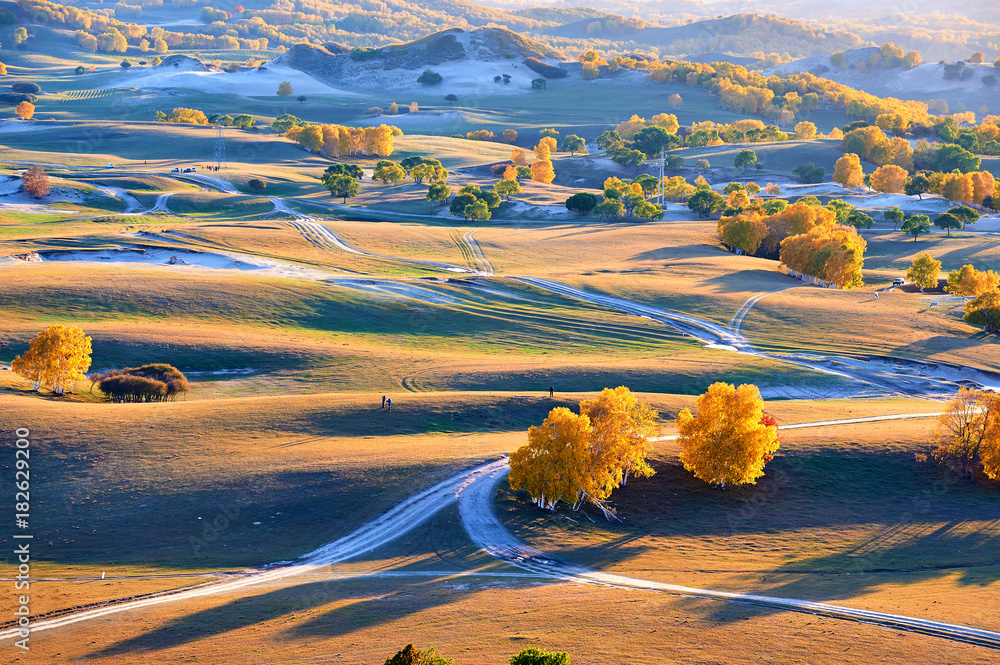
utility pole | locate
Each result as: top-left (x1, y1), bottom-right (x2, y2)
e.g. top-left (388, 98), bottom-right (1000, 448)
top-left (214, 125), bottom-right (226, 170)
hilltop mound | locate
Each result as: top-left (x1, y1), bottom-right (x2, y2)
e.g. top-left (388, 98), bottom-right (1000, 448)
top-left (154, 55), bottom-right (218, 72)
top-left (272, 27), bottom-right (568, 94)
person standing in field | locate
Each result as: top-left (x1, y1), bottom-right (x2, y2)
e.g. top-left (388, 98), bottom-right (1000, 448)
top-left (386, 397), bottom-right (392, 412)
top-left (549, 386), bottom-right (554, 398)
top-left (381, 395), bottom-right (386, 409)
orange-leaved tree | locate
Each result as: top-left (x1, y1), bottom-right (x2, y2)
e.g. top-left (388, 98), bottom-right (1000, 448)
top-left (21, 164), bottom-right (50, 198)
top-left (509, 387), bottom-right (658, 518)
top-left (946, 264), bottom-right (1000, 296)
top-left (12, 325), bottom-right (93, 395)
top-left (15, 101), bottom-right (34, 120)
top-left (676, 382), bottom-right (779, 489)
top-left (934, 387), bottom-right (1000, 481)
top-left (530, 159), bottom-right (555, 184)
top-left (833, 153), bottom-right (865, 188)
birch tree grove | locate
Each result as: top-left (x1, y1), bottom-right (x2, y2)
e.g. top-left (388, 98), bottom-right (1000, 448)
top-left (12, 325), bottom-right (93, 395)
top-left (509, 387), bottom-right (658, 518)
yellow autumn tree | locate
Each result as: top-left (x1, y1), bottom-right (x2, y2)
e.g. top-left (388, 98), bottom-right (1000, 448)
top-left (870, 164), bottom-right (907, 193)
top-left (615, 114), bottom-right (646, 140)
top-left (934, 388), bottom-right (999, 480)
top-left (794, 121), bottom-right (817, 139)
top-left (12, 325), bottom-right (93, 395)
top-left (530, 159), bottom-right (555, 184)
top-left (15, 101), bottom-right (34, 120)
top-left (946, 264), bottom-right (1000, 296)
top-left (906, 252), bottom-right (941, 292)
top-left (579, 386), bottom-right (658, 491)
top-left (511, 147), bottom-right (528, 166)
top-left (509, 407), bottom-right (593, 511)
top-left (501, 165), bottom-right (518, 181)
top-left (676, 383), bottom-right (779, 488)
top-left (509, 387), bottom-right (658, 516)
top-left (833, 153), bottom-right (865, 188)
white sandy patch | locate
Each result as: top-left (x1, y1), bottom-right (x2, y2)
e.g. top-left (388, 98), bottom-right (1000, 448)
top-left (119, 63), bottom-right (355, 96)
top-left (10, 245), bottom-right (331, 280)
top-left (0, 120), bottom-right (61, 134)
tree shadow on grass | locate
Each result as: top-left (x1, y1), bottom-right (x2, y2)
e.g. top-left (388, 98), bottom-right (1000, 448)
top-left (695, 517), bottom-right (1000, 625)
top-left (88, 576), bottom-right (483, 657)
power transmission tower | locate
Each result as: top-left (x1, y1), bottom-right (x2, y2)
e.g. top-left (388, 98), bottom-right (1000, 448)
top-left (213, 125), bottom-right (226, 170)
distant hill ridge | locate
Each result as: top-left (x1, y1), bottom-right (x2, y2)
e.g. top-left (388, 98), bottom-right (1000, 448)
top-left (543, 12), bottom-right (870, 58)
top-left (273, 27), bottom-right (567, 93)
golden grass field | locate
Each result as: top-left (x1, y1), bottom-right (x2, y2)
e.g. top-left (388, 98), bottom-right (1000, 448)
top-left (4, 109), bottom-right (1000, 664)
top-left (1, 389), bottom-right (997, 664)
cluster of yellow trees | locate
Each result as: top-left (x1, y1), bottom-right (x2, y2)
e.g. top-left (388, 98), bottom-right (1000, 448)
top-left (781, 225), bottom-right (867, 289)
top-left (718, 200), bottom-right (867, 288)
top-left (840, 125), bottom-right (914, 171)
top-left (615, 112), bottom-right (679, 139)
top-left (833, 151), bottom-right (996, 203)
top-left (509, 387), bottom-right (657, 517)
top-left (11, 325), bottom-right (92, 395)
top-left (510, 384), bottom-right (783, 516)
top-left (286, 123), bottom-right (399, 158)
top-left (509, 138), bottom-right (556, 184)
top-left (23, 0), bottom-right (268, 54)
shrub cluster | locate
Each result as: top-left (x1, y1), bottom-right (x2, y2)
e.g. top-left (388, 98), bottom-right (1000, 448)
top-left (96, 363), bottom-right (189, 403)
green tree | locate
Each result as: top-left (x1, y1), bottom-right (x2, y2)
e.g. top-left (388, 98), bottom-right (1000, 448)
top-left (374, 163), bottom-right (405, 184)
top-left (427, 182), bottom-right (451, 204)
top-left (510, 647), bottom-right (570, 665)
top-left (901, 214), bottom-right (931, 241)
top-left (384, 644), bottom-right (453, 665)
top-left (846, 211), bottom-right (875, 229)
top-left (594, 199), bottom-right (625, 219)
top-left (596, 129), bottom-right (622, 152)
top-left (634, 200), bottom-right (664, 220)
top-left (904, 173), bottom-right (931, 200)
top-left (561, 134), bottom-right (586, 156)
top-left (884, 206), bottom-right (904, 231)
top-left (323, 174), bottom-right (358, 202)
top-left (564, 192), bottom-right (599, 215)
top-left (494, 178), bottom-right (520, 201)
top-left (906, 252), bottom-right (941, 292)
top-left (687, 189), bottom-right (725, 218)
top-left (465, 199), bottom-right (491, 222)
top-left (449, 192), bottom-right (477, 216)
top-left (611, 148), bottom-right (646, 166)
top-left (733, 149), bottom-right (758, 171)
top-left (323, 163), bottom-right (363, 181)
top-left (74, 65), bottom-right (86, 75)
top-left (418, 70), bottom-right (443, 85)
top-left (792, 162), bottom-right (825, 184)
top-left (630, 126), bottom-right (681, 156)
top-left (948, 205), bottom-right (980, 226)
top-left (934, 212), bottom-right (962, 236)
top-left (247, 178), bottom-right (266, 193)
